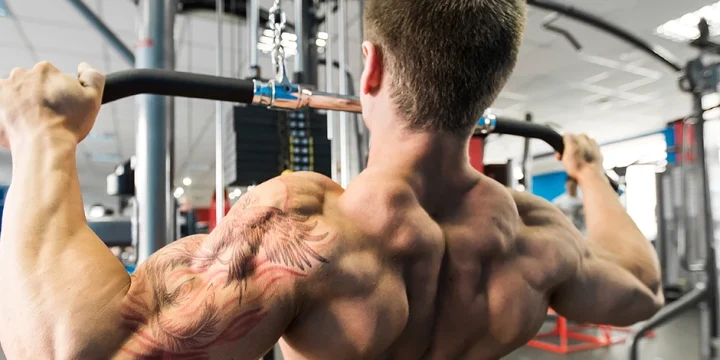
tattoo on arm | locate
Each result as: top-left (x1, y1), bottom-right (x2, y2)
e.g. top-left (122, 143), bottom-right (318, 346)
top-left (118, 193), bottom-right (330, 358)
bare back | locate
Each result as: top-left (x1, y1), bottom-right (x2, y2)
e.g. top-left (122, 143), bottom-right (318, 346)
top-left (272, 171), bottom-right (581, 360)
top-left (114, 169), bottom-right (646, 360)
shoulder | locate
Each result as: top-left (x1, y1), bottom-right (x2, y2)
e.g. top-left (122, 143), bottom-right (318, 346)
top-left (510, 189), bottom-right (569, 227)
top-left (508, 189), bottom-right (585, 289)
top-left (338, 171), bottom-right (419, 237)
top-left (237, 172), bottom-right (343, 216)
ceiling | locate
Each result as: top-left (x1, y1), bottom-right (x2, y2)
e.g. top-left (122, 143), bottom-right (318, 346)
top-left (0, 0), bottom-right (717, 207)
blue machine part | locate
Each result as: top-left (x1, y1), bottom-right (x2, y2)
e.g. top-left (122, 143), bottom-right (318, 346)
top-left (0, 185), bottom-right (7, 233)
top-left (532, 171), bottom-right (567, 202)
top-left (663, 126), bottom-right (676, 165)
top-left (125, 265), bottom-right (136, 274)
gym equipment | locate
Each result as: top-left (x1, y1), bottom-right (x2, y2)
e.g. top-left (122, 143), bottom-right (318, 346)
top-left (88, 217), bottom-right (133, 248)
top-left (630, 21), bottom-right (720, 360)
top-left (99, 69), bottom-right (621, 193)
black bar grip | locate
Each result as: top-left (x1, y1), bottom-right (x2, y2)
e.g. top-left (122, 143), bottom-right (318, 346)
top-left (102, 69), bottom-right (256, 105)
top-left (494, 118), bottom-right (621, 192)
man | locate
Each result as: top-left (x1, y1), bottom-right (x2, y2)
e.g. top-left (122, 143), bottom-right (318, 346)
top-left (553, 176), bottom-right (587, 234)
top-left (0, 0), bottom-right (662, 359)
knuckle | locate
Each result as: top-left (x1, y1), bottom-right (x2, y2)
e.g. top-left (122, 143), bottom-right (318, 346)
top-left (34, 61), bottom-right (56, 72)
top-left (8, 67), bottom-right (24, 78)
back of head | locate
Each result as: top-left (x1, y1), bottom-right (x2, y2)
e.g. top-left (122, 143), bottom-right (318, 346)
top-left (364, 0), bottom-right (526, 136)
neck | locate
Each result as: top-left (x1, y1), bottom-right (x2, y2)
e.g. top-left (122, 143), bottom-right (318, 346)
top-left (366, 119), bottom-right (476, 206)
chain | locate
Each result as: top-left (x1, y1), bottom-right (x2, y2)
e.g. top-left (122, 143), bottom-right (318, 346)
top-left (268, 0), bottom-right (288, 84)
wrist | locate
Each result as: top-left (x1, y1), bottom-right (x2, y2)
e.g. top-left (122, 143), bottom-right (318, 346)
top-left (575, 165), bottom-right (607, 186)
top-left (10, 128), bottom-right (78, 152)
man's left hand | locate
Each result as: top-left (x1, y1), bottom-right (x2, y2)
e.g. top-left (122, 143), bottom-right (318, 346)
top-left (0, 61), bottom-right (105, 149)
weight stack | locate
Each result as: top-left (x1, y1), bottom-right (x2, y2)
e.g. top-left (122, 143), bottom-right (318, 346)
top-left (230, 106), bottom-right (332, 187)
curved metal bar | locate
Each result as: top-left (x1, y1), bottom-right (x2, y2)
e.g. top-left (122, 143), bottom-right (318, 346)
top-left (630, 284), bottom-right (708, 360)
top-left (527, 0), bottom-right (682, 73)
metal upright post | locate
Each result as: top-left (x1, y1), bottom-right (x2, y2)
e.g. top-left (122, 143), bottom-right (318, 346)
top-left (695, 88), bottom-right (718, 359)
top-left (295, 0), bottom-right (319, 85)
top-left (215, 0), bottom-right (226, 224)
top-left (248, 0), bottom-right (259, 77)
top-left (338, 0), bottom-right (350, 188)
top-left (325, 0), bottom-right (338, 183)
top-left (685, 55), bottom-right (718, 359)
top-left (294, 0), bottom-right (304, 83)
top-left (165, 0), bottom-right (177, 243)
top-left (136, 0), bottom-right (168, 263)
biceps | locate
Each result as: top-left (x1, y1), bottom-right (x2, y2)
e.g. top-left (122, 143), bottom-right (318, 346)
top-left (117, 236), bottom-right (293, 359)
top-left (550, 257), bottom-right (663, 327)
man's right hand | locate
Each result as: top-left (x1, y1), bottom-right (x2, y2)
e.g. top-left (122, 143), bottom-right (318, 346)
top-left (558, 133), bottom-right (606, 182)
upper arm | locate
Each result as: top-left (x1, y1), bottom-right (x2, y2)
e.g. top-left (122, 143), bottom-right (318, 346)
top-left (510, 190), bottom-right (663, 327)
top-left (118, 178), bottom-right (335, 359)
top-left (550, 242), bottom-right (664, 327)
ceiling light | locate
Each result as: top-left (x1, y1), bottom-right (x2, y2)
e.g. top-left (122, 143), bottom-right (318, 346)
top-left (258, 36), bottom-right (273, 45)
top-left (317, 32), bottom-right (329, 40)
top-left (263, 29), bottom-right (274, 37)
top-left (182, 177), bottom-right (192, 186)
top-left (173, 187), bottom-right (185, 199)
top-left (315, 38), bottom-right (327, 47)
top-left (655, 2), bottom-right (720, 43)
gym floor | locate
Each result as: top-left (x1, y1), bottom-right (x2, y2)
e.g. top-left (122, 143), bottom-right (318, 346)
top-left (505, 310), bottom-right (700, 360)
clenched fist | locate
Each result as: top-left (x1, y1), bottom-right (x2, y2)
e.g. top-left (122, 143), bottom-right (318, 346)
top-left (0, 61), bottom-right (105, 149)
top-left (558, 133), bottom-right (605, 180)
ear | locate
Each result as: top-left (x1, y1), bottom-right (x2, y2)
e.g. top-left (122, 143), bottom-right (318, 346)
top-left (361, 41), bottom-right (382, 95)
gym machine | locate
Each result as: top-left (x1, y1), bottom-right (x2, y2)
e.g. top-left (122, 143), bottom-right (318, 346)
top-left (515, 2), bottom-right (720, 358)
top-left (656, 120), bottom-right (707, 303)
top-left (630, 21), bottom-right (720, 360)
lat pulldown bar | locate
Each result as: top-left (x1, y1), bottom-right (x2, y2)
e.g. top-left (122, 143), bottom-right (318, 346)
top-left (101, 69), bottom-right (620, 192)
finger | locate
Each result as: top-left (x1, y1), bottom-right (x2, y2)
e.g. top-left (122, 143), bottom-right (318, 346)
top-left (563, 133), bottom-right (578, 150)
top-left (577, 134), bottom-right (592, 148)
top-left (78, 62), bottom-right (106, 97)
top-left (8, 67), bottom-right (25, 80)
top-left (33, 61), bottom-right (59, 74)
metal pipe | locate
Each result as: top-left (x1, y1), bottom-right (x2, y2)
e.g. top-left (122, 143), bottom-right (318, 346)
top-left (68, 0), bottom-right (135, 65)
top-left (135, 0), bottom-right (167, 263)
top-left (215, 0), bottom-right (225, 224)
top-left (248, 0), bottom-right (259, 77)
top-left (324, 0), bottom-right (338, 183)
top-left (527, 0), bottom-right (682, 73)
top-left (521, 113), bottom-right (533, 192)
top-left (164, 0), bottom-right (177, 242)
top-left (338, 0), bottom-right (350, 188)
top-left (294, 0), bottom-right (304, 83)
top-left (629, 284), bottom-right (707, 360)
top-left (693, 88), bottom-right (718, 356)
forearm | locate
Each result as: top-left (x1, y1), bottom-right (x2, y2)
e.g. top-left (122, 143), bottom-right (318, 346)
top-left (578, 168), bottom-right (661, 291)
top-left (0, 131), bottom-right (131, 358)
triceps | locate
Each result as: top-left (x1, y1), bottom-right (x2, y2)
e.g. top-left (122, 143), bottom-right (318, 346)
top-left (117, 193), bottom-right (333, 358)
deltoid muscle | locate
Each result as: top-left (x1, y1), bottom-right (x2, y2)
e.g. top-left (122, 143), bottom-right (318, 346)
top-left (119, 193), bottom-right (330, 359)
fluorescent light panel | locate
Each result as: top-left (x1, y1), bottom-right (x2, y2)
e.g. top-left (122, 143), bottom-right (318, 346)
top-left (655, 2), bottom-right (720, 42)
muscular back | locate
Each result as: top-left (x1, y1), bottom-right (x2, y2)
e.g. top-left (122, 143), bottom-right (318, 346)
top-left (116, 170), bottom-right (652, 360)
